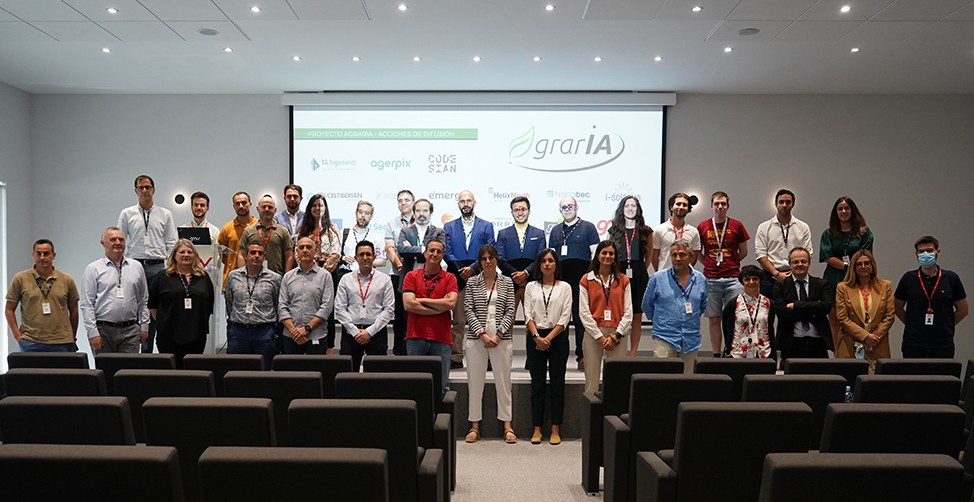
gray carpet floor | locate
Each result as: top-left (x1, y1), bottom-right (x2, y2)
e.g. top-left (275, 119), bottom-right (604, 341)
top-left (452, 438), bottom-right (601, 501)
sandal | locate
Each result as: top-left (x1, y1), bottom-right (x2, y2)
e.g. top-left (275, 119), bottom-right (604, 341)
top-left (531, 430), bottom-right (543, 444)
top-left (465, 428), bottom-right (480, 443)
top-left (504, 429), bottom-right (518, 444)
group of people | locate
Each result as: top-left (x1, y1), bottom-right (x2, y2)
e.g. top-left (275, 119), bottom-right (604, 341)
top-left (5, 178), bottom-right (969, 446)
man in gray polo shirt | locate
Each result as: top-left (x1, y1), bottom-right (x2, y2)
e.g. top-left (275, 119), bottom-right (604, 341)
top-left (279, 237), bottom-right (334, 354)
top-left (80, 227), bottom-right (149, 353)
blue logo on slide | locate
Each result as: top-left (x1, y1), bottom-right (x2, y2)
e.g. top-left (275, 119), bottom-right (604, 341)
top-left (508, 125), bottom-right (625, 173)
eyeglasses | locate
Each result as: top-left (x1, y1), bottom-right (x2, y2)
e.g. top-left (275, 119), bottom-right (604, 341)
top-left (135, 185), bottom-right (153, 191)
top-left (855, 262), bottom-right (873, 268)
top-left (511, 207), bottom-right (528, 213)
top-left (356, 210), bottom-right (373, 216)
top-left (560, 204), bottom-right (576, 211)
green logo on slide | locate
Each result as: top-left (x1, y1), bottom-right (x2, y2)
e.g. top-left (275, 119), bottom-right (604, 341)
top-left (507, 125), bottom-right (625, 173)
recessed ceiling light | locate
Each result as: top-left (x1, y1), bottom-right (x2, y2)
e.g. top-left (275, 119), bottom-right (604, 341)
top-left (593, 56), bottom-right (603, 62)
top-left (850, 47), bottom-right (860, 53)
top-left (291, 55), bottom-right (301, 61)
top-left (654, 55), bottom-right (663, 62)
top-left (251, 6), bottom-right (261, 13)
top-left (101, 47), bottom-right (111, 53)
top-left (351, 56), bottom-right (360, 62)
top-left (412, 56), bottom-right (421, 62)
top-left (691, 5), bottom-right (702, 12)
top-left (106, 7), bottom-right (118, 14)
top-left (840, 5), bottom-right (851, 13)
top-left (224, 47), bottom-right (233, 53)
top-left (472, 56), bottom-right (481, 62)
top-left (398, 4), bottom-right (408, 11)
top-left (724, 46), bottom-right (733, 53)
top-left (545, 4), bottom-right (555, 12)
top-left (533, 56), bottom-right (542, 62)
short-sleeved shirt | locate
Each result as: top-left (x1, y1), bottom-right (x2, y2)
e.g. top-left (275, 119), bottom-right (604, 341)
top-left (402, 268), bottom-right (458, 345)
top-left (697, 218), bottom-right (750, 278)
top-left (218, 216), bottom-right (257, 288)
top-left (239, 222), bottom-right (292, 276)
top-left (653, 221), bottom-right (702, 270)
top-left (6, 268), bottom-right (80, 344)
top-left (549, 219), bottom-right (600, 263)
top-left (819, 227), bottom-right (874, 286)
top-left (895, 267), bottom-right (967, 349)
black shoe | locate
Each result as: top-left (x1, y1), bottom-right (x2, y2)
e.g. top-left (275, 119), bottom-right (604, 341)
top-left (451, 360), bottom-right (464, 369)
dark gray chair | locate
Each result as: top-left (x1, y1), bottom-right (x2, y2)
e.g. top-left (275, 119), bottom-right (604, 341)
top-left (199, 446), bottom-right (389, 502)
top-left (4, 368), bottom-right (106, 396)
top-left (271, 354), bottom-right (353, 398)
top-left (742, 374), bottom-right (847, 450)
top-left (182, 354), bottom-right (264, 396)
top-left (820, 403), bottom-right (964, 457)
top-left (143, 397), bottom-right (276, 502)
top-left (0, 444), bottom-right (184, 502)
top-left (113, 369), bottom-right (215, 443)
top-left (853, 375), bottom-right (962, 405)
top-left (8, 351), bottom-right (89, 369)
top-left (759, 452), bottom-right (964, 502)
top-left (603, 374), bottom-right (734, 502)
top-left (636, 402), bottom-right (812, 502)
top-left (289, 398), bottom-right (443, 502)
top-left (223, 370), bottom-right (323, 446)
top-left (693, 358), bottom-right (777, 400)
top-left (962, 359), bottom-right (974, 407)
top-left (782, 358), bottom-right (869, 390)
top-left (581, 357), bottom-right (685, 493)
top-left (875, 358), bottom-right (962, 378)
top-left (0, 396), bottom-right (135, 445)
top-left (95, 352), bottom-right (176, 395)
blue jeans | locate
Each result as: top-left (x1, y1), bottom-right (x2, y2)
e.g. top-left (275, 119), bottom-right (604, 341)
top-left (405, 337), bottom-right (452, 393)
top-left (18, 339), bottom-right (77, 352)
top-left (227, 323), bottom-right (277, 370)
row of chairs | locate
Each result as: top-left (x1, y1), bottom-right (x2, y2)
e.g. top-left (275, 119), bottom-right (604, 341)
top-left (0, 396), bottom-right (445, 502)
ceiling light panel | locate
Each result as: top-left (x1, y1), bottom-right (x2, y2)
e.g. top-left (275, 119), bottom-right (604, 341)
top-left (135, 0), bottom-right (228, 21)
top-left (212, 0), bottom-right (298, 21)
top-left (62, 0), bottom-right (156, 21)
top-left (798, 0), bottom-right (895, 21)
top-left (656, 0), bottom-right (739, 20)
top-left (726, 0), bottom-right (818, 21)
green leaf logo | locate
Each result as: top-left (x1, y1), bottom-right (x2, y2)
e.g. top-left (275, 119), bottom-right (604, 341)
top-left (508, 126), bottom-right (535, 159)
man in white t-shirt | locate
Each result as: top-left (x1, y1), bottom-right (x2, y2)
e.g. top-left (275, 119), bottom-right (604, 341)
top-left (652, 192), bottom-right (701, 271)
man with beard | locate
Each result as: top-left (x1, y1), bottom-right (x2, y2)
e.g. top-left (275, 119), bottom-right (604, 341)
top-left (339, 200), bottom-right (387, 276)
top-left (754, 189), bottom-right (814, 299)
top-left (183, 191), bottom-right (221, 282)
top-left (651, 192), bottom-right (701, 271)
top-left (237, 195), bottom-right (294, 276)
top-left (274, 184), bottom-right (304, 246)
top-left (397, 198), bottom-right (447, 273)
top-left (385, 189), bottom-right (414, 355)
top-left (443, 190), bottom-right (496, 369)
top-left (225, 242), bottom-right (281, 367)
top-left (218, 191), bottom-right (257, 290)
top-left (496, 196), bottom-right (546, 319)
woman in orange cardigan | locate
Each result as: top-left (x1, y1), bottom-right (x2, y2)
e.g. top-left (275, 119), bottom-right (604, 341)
top-left (835, 249), bottom-right (895, 363)
top-left (579, 240), bottom-right (632, 395)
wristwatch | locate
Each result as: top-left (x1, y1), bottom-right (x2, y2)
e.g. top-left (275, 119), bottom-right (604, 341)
top-left (304, 324), bottom-right (313, 332)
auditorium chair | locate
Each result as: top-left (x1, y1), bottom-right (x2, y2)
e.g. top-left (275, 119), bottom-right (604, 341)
top-left (182, 354), bottom-right (264, 395)
top-left (853, 374), bottom-right (961, 405)
top-left (4, 368), bottom-right (107, 396)
top-left (581, 357), bottom-right (685, 493)
top-left (742, 374), bottom-right (847, 450)
top-left (7, 351), bottom-right (90, 369)
top-left (962, 359), bottom-right (974, 407)
top-left (289, 398), bottom-right (444, 502)
top-left (820, 403), bottom-right (964, 457)
top-left (603, 374), bottom-right (733, 502)
top-left (95, 352), bottom-right (176, 394)
top-left (0, 396), bottom-right (136, 445)
top-left (271, 354), bottom-right (353, 398)
top-left (692, 358), bottom-right (777, 400)
top-left (113, 369), bottom-right (215, 442)
top-left (0, 444), bottom-right (184, 502)
top-left (223, 370), bottom-right (323, 446)
top-left (199, 446), bottom-right (389, 502)
top-left (635, 402), bottom-right (812, 502)
top-left (782, 358), bottom-right (869, 390)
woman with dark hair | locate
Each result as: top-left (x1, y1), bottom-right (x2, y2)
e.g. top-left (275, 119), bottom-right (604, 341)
top-left (579, 240), bottom-right (632, 394)
top-left (607, 195), bottom-right (652, 357)
top-left (524, 248), bottom-right (572, 445)
top-left (463, 245), bottom-right (517, 444)
top-left (721, 264), bottom-right (774, 358)
top-left (297, 193), bottom-right (341, 272)
top-left (149, 239), bottom-right (214, 366)
top-left (819, 196), bottom-right (873, 346)
top-left (835, 250), bottom-right (894, 363)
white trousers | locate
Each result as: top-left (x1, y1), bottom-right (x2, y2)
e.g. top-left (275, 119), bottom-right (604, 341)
top-left (653, 338), bottom-right (698, 374)
top-left (582, 326), bottom-right (628, 395)
top-left (464, 338), bottom-right (513, 422)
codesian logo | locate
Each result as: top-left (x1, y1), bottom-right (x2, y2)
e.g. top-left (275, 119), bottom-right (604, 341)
top-left (507, 125), bottom-right (626, 173)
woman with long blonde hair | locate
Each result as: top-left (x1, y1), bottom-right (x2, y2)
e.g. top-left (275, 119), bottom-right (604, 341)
top-left (834, 249), bottom-right (894, 362)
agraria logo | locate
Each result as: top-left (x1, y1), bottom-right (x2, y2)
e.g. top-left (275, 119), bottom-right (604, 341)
top-left (508, 125), bottom-right (625, 172)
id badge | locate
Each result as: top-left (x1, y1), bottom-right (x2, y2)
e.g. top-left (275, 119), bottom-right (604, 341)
top-left (245, 301), bottom-right (254, 315)
top-left (925, 313), bottom-right (935, 325)
top-left (115, 287), bottom-right (124, 299)
top-left (184, 297), bottom-right (193, 310)
top-left (716, 254), bottom-right (723, 266)
top-left (603, 309), bottom-right (612, 321)
top-left (143, 234), bottom-right (150, 245)
top-left (625, 267), bottom-right (633, 278)
top-left (684, 302), bottom-right (693, 314)
top-left (560, 245), bottom-right (568, 256)
top-left (42, 302), bottom-right (52, 315)
top-left (311, 339), bottom-right (320, 345)
top-left (842, 255), bottom-right (850, 266)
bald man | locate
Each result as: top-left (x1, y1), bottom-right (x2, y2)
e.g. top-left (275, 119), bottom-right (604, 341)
top-left (237, 194), bottom-right (294, 276)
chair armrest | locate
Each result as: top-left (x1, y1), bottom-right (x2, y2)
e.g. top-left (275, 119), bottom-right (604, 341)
top-left (604, 415), bottom-right (632, 502)
top-left (581, 392), bottom-right (605, 493)
top-left (439, 393), bottom-right (457, 492)
top-left (433, 413), bottom-right (452, 497)
top-left (419, 448), bottom-right (445, 502)
top-left (636, 452), bottom-right (677, 502)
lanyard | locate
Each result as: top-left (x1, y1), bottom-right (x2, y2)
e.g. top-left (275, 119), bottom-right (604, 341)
top-left (860, 285), bottom-right (871, 323)
top-left (110, 260), bottom-right (123, 289)
top-left (917, 268), bottom-right (942, 314)
top-left (484, 276), bottom-right (496, 307)
top-left (743, 294), bottom-right (761, 333)
top-left (624, 228), bottom-right (636, 264)
top-left (541, 281), bottom-right (555, 317)
top-left (561, 221), bottom-right (579, 245)
top-left (257, 225), bottom-right (273, 249)
top-left (671, 270), bottom-right (695, 301)
top-left (356, 271), bottom-right (375, 308)
top-left (178, 274), bottom-right (193, 297)
top-left (423, 272), bottom-right (442, 296)
top-left (516, 226), bottom-right (527, 252)
top-left (192, 220), bottom-right (208, 228)
top-left (245, 273), bottom-right (258, 301)
top-left (141, 207), bottom-right (151, 232)
top-left (712, 218), bottom-right (728, 253)
top-left (670, 221), bottom-right (685, 241)
top-left (599, 273), bottom-right (614, 306)
top-left (777, 221), bottom-right (790, 247)
top-left (34, 275), bottom-right (56, 300)
top-left (353, 227), bottom-right (370, 245)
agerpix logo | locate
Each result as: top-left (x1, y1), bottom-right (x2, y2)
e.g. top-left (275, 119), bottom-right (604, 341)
top-left (508, 125), bottom-right (625, 172)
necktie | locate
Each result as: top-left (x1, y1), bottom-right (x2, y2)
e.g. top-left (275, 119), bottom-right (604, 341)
top-left (797, 279), bottom-right (810, 330)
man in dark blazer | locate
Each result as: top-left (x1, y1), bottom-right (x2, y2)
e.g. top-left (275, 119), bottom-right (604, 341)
top-left (773, 247), bottom-right (834, 359)
top-left (396, 198), bottom-right (447, 275)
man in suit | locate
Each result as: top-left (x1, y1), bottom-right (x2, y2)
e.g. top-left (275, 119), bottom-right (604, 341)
top-left (443, 190), bottom-right (496, 368)
top-left (396, 198), bottom-right (447, 274)
top-left (773, 247), bottom-right (834, 359)
top-left (496, 196), bottom-right (546, 319)
top-left (274, 184), bottom-right (304, 246)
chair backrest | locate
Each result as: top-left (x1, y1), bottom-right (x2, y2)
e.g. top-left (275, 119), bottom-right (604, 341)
top-left (113, 369), bottom-right (216, 443)
top-left (962, 359), bottom-right (974, 404)
top-left (289, 398), bottom-right (419, 502)
top-left (223, 370), bottom-right (323, 447)
top-left (820, 403), bottom-right (964, 457)
top-left (673, 402), bottom-right (812, 502)
top-left (875, 358), bottom-right (962, 377)
top-left (199, 446), bottom-right (389, 502)
top-left (271, 354), bottom-right (353, 398)
top-left (182, 354), bottom-right (264, 396)
top-left (601, 358), bottom-right (685, 417)
top-left (335, 372), bottom-right (437, 447)
top-left (759, 452), bottom-right (964, 502)
top-left (628, 374), bottom-right (735, 452)
top-left (782, 358), bottom-right (869, 390)
top-left (0, 396), bottom-right (135, 445)
top-left (95, 353), bottom-right (176, 394)
top-left (853, 375), bottom-right (962, 405)
top-left (0, 444), bottom-right (184, 502)
top-left (693, 358), bottom-right (778, 400)
top-left (363, 355), bottom-right (442, 393)
top-left (8, 351), bottom-right (90, 369)
top-left (742, 374), bottom-right (847, 450)
top-left (4, 368), bottom-right (107, 396)
top-left (143, 397), bottom-right (276, 501)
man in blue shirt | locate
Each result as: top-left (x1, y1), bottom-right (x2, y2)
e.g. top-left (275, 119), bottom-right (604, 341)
top-left (643, 240), bottom-right (708, 373)
top-left (443, 190), bottom-right (496, 368)
top-left (496, 196), bottom-right (547, 318)
top-left (273, 184), bottom-right (304, 246)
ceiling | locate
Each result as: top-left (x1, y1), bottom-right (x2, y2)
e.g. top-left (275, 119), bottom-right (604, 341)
top-left (0, 0), bottom-right (972, 94)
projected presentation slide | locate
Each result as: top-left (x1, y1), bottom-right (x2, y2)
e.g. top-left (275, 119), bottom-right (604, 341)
top-left (292, 108), bottom-right (664, 256)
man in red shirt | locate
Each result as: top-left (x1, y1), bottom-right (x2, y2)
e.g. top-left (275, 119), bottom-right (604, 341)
top-left (402, 239), bottom-right (458, 392)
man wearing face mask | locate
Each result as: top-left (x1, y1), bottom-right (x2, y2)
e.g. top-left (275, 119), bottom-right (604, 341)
top-left (652, 192), bottom-right (701, 271)
top-left (548, 196), bottom-right (600, 370)
top-left (894, 236), bottom-right (968, 358)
